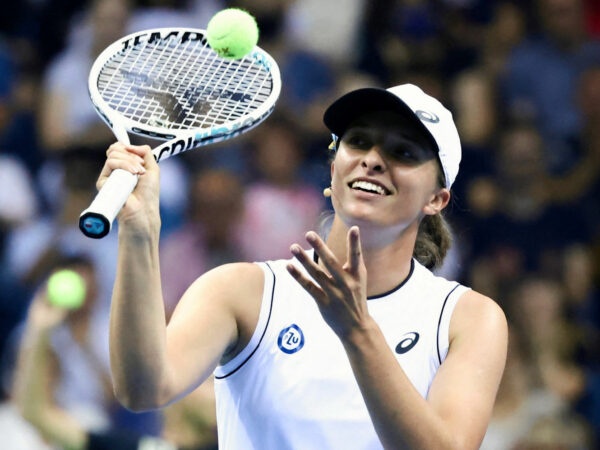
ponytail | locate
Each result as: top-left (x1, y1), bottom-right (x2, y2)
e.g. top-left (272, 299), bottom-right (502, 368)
top-left (413, 213), bottom-right (453, 270)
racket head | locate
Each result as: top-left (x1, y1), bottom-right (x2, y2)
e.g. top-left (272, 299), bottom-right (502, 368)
top-left (88, 28), bottom-right (281, 157)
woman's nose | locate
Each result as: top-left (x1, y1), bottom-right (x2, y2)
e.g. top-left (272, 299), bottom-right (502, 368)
top-left (361, 146), bottom-right (386, 172)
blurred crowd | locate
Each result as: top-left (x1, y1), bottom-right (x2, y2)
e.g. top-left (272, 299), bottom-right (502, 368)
top-left (0, 0), bottom-right (599, 449)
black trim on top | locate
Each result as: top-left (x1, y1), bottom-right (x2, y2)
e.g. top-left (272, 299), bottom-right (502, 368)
top-left (367, 259), bottom-right (415, 300)
top-left (313, 253), bottom-right (415, 301)
top-left (215, 263), bottom-right (276, 379)
top-left (436, 284), bottom-right (461, 365)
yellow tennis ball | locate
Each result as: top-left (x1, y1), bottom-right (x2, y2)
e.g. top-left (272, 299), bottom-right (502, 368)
top-left (47, 269), bottom-right (86, 310)
top-left (206, 8), bottom-right (259, 60)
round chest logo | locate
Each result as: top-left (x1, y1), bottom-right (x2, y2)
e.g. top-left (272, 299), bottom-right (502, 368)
top-left (277, 324), bottom-right (305, 354)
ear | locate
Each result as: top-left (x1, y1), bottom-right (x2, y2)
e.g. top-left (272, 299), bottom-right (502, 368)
top-left (330, 161), bottom-right (335, 179)
top-left (423, 188), bottom-right (451, 216)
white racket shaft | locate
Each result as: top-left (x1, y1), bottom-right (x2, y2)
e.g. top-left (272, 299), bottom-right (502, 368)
top-left (79, 120), bottom-right (138, 238)
top-left (80, 169), bottom-right (138, 238)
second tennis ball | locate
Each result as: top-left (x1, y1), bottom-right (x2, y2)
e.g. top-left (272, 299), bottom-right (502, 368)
top-left (47, 269), bottom-right (86, 310)
top-left (206, 8), bottom-right (259, 60)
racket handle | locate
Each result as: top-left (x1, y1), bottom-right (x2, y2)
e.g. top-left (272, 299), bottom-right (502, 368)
top-left (79, 169), bottom-right (138, 238)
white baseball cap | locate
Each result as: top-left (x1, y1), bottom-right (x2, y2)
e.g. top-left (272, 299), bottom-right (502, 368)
top-left (323, 83), bottom-right (462, 189)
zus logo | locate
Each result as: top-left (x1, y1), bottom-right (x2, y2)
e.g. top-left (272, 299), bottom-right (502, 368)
top-left (277, 324), bottom-right (305, 354)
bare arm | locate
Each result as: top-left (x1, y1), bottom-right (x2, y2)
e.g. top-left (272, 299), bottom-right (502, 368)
top-left (288, 227), bottom-right (507, 449)
top-left (344, 291), bottom-right (507, 450)
top-left (14, 291), bottom-right (88, 450)
top-left (104, 144), bottom-right (261, 411)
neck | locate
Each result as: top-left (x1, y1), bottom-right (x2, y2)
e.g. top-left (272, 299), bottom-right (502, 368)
top-left (325, 216), bottom-right (417, 297)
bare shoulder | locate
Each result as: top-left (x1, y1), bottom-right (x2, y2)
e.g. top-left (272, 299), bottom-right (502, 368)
top-left (450, 289), bottom-right (508, 346)
top-left (428, 291), bottom-right (508, 449)
top-left (193, 261), bottom-right (265, 293)
top-left (166, 262), bottom-right (267, 374)
top-left (187, 262), bottom-right (266, 358)
top-left (184, 261), bottom-right (265, 319)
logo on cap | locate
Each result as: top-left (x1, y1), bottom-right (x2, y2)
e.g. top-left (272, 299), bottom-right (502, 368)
top-left (416, 110), bottom-right (439, 124)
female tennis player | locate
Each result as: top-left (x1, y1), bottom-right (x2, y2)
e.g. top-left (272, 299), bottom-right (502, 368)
top-left (102, 83), bottom-right (507, 449)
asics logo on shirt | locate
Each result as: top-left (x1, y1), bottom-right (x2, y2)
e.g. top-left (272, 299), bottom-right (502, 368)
top-left (395, 332), bottom-right (420, 354)
top-left (278, 324), bottom-right (305, 354)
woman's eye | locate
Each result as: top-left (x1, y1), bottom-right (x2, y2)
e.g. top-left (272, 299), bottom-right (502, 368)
top-left (344, 133), bottom-right (371, 149)
top-left (389, 147), bottom-right (417, 161)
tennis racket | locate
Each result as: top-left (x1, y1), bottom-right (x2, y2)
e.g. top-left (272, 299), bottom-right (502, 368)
top-left (79, 27), bottom-right (281, 238)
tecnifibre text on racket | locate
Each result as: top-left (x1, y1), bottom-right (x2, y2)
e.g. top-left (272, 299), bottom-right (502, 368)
top-left (79, 27), bottom-right (281, 238)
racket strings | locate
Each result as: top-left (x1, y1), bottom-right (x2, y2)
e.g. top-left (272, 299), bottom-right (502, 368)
top-left (97, 32), bottom-right (273, 131)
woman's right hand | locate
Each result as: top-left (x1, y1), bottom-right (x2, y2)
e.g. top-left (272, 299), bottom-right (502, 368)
top-left (97, 142), bottom-right (161, 232)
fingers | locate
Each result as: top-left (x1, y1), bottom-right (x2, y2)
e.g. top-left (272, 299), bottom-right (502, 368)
top-left (286, 259), bottom-right (325, 300)
top-left (289, 243), bottom-right (331, 289)
top-left (98, 143), bottom-right (152, 189)
top-left (106, 143), bottom-right (149, 174)
top-left (346, 226), bottom-right (362, 276)
top-left (291, 229), bottom-right (363, 283)
top-left (303, 231), bottom-right (345, 283)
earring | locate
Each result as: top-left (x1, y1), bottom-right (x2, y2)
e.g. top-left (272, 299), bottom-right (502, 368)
top-left (323, 187), bottom-right (332, 198)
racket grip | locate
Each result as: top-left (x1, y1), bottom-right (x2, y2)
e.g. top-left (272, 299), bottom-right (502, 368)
top-left (79, 169), bottom-right (138, 238)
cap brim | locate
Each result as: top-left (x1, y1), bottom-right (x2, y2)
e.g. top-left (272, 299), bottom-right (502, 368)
top-left (323, 88), bottom-right (438, 153)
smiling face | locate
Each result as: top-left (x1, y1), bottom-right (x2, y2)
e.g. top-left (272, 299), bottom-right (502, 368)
top-left (330, 111), bottom-right (449, 232)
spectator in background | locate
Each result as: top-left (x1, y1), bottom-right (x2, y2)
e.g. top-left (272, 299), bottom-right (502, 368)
top-left (506, 275), bottom-right (593, 448)
top-left (128, 0), bottom-right (223, 34)
top-left (448, 67), bottom-right (499, 212)
top-left (481, 326), bottom-right (583, 450)
top-left (38, 0), bottom-right (131, 156)
top-left (0, 147), bottom-right (38, 383)
top-left (0, 38), bottom-right (39, 390)
top-left (480, 1), bottom-right (527, 79)
top-left (464, 122), bottom-right (592, 299)
top-left (561, 244), bottom-right (600, 370)
top-left (555, 64), bottom-right (600, 225)
top-left (283, 0), bottom-right (367, 69)
top-left (359, 0), bottom-right (443, 85)
top-left (509, 276), bottom-right (587, 405)
top-left (0, 21), bottom-right (44, 179)
top-left (12, 255), bottom-right (165, 449)
top-left (239, 113), bottom-right (325, 261)
top-left (501, 0), bottom-right (600, 174)
top-left (561, 244), bottom-right (600, 443)
top-left (30, 0), bottom-right (132, 288)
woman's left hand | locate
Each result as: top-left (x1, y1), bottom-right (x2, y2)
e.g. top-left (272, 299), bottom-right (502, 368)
top-left (287, 226), bottom-right (370, 338)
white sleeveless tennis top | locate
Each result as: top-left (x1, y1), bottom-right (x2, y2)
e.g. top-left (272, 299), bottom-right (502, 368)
top-left (214, 254), bottom-right (469, 449)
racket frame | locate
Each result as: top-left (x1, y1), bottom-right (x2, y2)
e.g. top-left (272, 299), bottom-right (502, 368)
top-left (79, 27), bottom-right (281, 238)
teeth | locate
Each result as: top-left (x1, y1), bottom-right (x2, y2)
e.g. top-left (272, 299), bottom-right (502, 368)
top-left (351, 181), bottom-right (386, 195)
